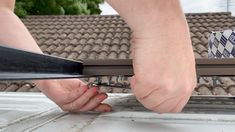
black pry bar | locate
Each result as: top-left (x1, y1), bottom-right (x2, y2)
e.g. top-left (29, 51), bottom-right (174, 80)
top-left (0, 45), bottom-right (84, 80)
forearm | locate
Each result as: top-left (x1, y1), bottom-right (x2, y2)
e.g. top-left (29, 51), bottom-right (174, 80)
top-left (106, 0), bottom-right (193, 73)
top-left (0, 8), bottom-right (42, 53)
top-left (106, 0), bottom-right (189, 38)
top-left (0, 7), bottom-right (46, 89)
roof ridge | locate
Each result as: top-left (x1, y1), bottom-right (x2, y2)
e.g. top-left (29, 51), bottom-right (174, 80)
top-left (23, 12), bottom-right (232, 19)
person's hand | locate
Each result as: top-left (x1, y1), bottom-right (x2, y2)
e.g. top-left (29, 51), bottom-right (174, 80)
top-left (35, 79), bottom-right (112, 112)
top-left (108, 0), bottom-right (197, 113)
top-left (0, 3), bottom-right (112, 113)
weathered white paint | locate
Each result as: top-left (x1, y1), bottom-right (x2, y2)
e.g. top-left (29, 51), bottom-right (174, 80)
top-left (0, 92), bottom-right (234, 132)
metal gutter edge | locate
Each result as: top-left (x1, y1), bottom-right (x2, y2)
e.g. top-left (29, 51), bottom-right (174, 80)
top-left (82, 59), bottom-right (133, 76)
top-left (83, 58), bottom-right (235, 77)
top-left (196, 58), bottom-right (235, 76)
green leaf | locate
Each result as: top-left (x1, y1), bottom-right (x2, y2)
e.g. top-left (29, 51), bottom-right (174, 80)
top-left (14, 0), bottom-right (104, 17)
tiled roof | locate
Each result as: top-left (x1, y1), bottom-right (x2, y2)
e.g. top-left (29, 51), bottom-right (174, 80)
top-left (1, 12), bottom-right (235, 95)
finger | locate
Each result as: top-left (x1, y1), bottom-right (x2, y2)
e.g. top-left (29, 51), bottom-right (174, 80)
top-left (93, 103), bottom-right (112, 112)
top-left (61, 87), bottom-right (99, 111)
top-left (36, 80), bottom-right (88, 104)
top-left (130, 77), bottom-right (162, 102)
top-left (77, 93), bottom-right (108, 112)
top-left (152, 96), bottom-right (182, 113)
top-left (131, 76), bottom-right (153, 99)
top-left (169, 83), bottom-right (194, 113)
top-left (134, 87), bottom-right (167, 110)
top-left (170, 94), bottom-right (191, 113)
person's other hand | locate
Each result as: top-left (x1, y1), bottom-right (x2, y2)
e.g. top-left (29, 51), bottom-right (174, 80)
top-left (108, 0), bottom-right (197, 113)
top-left (35, 79), bottom-right (111, 112)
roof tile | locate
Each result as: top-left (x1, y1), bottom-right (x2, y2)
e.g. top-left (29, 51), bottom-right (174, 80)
top-left (108, 51), bottom-right (118, 59)
top-left (77, 52), bottom-right (88, 60)
top-left (5, 84), bottom-right (19, 92)
top-left (212, 86), bottom-right (228, 95)
top-left (67, 52), bottom-right (79, 60)
top-left (197, 84), bottom-right (212, 95)
top-left (2, 13), bottom-right (235, 95)
top-left (97, 51), bottom-right (108, 59)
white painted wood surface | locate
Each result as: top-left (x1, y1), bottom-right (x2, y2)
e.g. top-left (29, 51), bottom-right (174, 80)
top-left (0, 92), bottom-right (234, 132)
